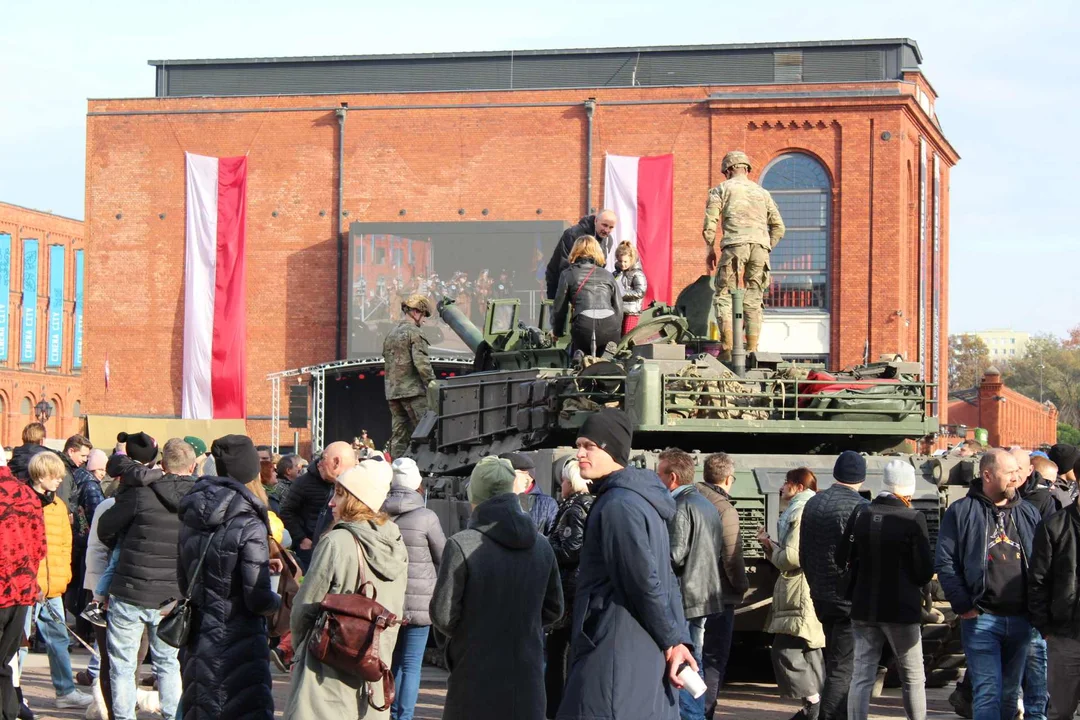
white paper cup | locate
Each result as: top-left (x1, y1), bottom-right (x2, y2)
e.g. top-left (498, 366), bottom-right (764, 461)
top-left (678, 664), bottom-right (706, 699)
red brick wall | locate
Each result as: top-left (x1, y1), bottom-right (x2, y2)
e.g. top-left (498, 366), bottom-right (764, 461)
top-left (948, 371), bottom-right (1057, 449)
top-left (0, 203), bottom-right (85, 446)
top-left (84, 78), bottom-right (957, 445)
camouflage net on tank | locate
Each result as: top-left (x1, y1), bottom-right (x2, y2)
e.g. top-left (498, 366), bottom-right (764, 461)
top-left (665, 362), bottom-right (771, 421)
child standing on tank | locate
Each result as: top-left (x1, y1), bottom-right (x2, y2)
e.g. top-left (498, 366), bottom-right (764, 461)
top-left (613, 242), bottom-right (647, 334)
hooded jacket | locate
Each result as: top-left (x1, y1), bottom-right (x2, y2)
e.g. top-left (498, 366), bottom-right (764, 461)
top-left (36, 489), bottom-right (72, 599)
top-left (285, 520), bottom-right (408, 720)
top-left (0, 468), bottom-right (46, 608)
top-left (1021, 471), bottom-right (1061, 521)
top-left (383, 486), bottom-right (446, 626)
top-left (178, 475), bottom-right (281, 720)
top-left (97, 455), bottom-right (196, 609)
top-left (431, 493), bottom-right (563, 720)
top-left (544, 215), bottom-right (616, 300)
top-left (934, 482), bottom-right (1041, 616)
top-left (765, 489), bottom-right (824, 648)
top-left (1029, 503), bottom-right (1080, 639)
top-left (552, 259), bottom-right (623, 334)
top-left (557, 467), bottom-right (690, 720)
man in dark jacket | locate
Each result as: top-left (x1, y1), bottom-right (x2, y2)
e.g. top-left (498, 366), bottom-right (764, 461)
top-left (431, 456), bottom-right (562, 720)
top-left (697, 452), bottom-right (749, 716)
top-left (658, 448), bottom-right (725, 720)
top-left (1022, 453), bottom-right (1061, 520)
top-left (9, 421), bottom-right (50, 486)
top-left (98, 434), bottom-right (196, 720)
top-left (279, 441), bottom-right (355, 570)
top-left (1029, 488), bottom-right (1080, 719)
top-left (557, 409), bottom-right (695, 720)
top-left (502, 452), bottom-right (559, 536)
top-left (57, 434), bottom-right (92, 514)
top-left (544, 211), bottom-right (617, 299)
top-left (838, 461), bottom-right (934, 720)
top-left (1048, 443), bottom-right (1079, 509)
top-left (935, 448), bottom-right (1043, 720)
top-left (799, 450), bottom-right (869, 720)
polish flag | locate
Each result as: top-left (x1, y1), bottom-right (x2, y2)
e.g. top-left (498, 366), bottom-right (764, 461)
top-left (182, 152), bottom-right (248, 419)
top-left (603, 154), bottom-right (674, 305)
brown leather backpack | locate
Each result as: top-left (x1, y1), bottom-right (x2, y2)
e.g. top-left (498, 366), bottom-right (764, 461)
top-left (307, 530), bottom-right (401, 711)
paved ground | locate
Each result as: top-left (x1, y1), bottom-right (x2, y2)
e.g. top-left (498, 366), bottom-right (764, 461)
top-left (20, 649), bottom-right (961, 719)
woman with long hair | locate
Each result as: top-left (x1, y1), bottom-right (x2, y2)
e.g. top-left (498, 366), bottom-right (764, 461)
top-left (284, 459), bottom-right (408, 720)
top-left (759, 468), bottom-right (825, 720)
top-left (551, 235), bottom-right (623, 356)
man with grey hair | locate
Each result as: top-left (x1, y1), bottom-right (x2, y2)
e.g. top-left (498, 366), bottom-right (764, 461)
top-left (936, 447), bottom-right (1043, 720)
top-left (544, 209), bottom-right (618, 299)
top-left (281, 441), bottom-right (357, 570)
top-left (273, 453), bottom-right (303, 506)
top-left (696, 452), bottom-right (749, 716)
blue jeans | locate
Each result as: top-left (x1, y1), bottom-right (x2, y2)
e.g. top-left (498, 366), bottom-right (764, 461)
top-left (961, 613), bottom-right (1030, 720)
top-left (679, 616), bottom-right (707, 720)
top-left (25, 597), bottom-right (77, 697)
top-left (391, 624), bottom-right (430, 720)
top-left (107, 597), bottom-right (180, 720)
top-left (1023, 628), bottom-right (1048, 720)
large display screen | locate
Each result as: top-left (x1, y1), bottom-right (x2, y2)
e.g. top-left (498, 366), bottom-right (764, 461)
top-left (347, 221), bottom-right (568, 358)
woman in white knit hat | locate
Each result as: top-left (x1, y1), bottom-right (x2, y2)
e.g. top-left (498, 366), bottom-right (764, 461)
top-left (838, 459), bottom-right (934, 720)
top-left (284, 459), bottom-right (409, 720)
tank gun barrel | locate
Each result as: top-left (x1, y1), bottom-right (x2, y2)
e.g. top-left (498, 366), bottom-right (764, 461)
top-left (437, 297), bottom-right (484, 353)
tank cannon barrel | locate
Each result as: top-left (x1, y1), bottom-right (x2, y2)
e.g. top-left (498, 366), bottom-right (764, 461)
top-left (437, 297), bottom-right (484, 353)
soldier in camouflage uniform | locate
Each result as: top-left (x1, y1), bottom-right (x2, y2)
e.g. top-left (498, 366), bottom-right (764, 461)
top-left (702, 151), bottom-right (785, 357)
top-left (383, 294), bottom-right (436, 458)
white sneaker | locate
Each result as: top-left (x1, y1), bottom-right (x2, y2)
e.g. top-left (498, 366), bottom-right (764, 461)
top-left (55, 689), bottom-right (93, 708)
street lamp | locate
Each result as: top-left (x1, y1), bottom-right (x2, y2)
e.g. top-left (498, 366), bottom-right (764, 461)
top-left (34, 398), bottom-right (52, 425)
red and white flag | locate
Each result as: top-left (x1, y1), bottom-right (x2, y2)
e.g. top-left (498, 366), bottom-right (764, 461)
top-left (603, 154), bottom-right (674, 305)
top-left (182, 152), bottom-right (248, 419)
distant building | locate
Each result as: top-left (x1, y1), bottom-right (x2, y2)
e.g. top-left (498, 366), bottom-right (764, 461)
top-left (0, 202), bottom-right (85, 446)
top-left (947, 367), bottom-right (1055, 449)
top-left (969, 329), bottom-right (1030, 361)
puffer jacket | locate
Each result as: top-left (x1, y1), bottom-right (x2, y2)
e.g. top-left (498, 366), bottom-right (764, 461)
top-left (97, 455), bottom-right (196, 609)
top-left (766, 490), bottom-right (824, 648)
top-left (613, 262), bottom-right (647, 315)
top-left (669, 485), bottom-right (726, 619)
top-left (0, 470), bottom-right (46, 608)
top-left (548, 491), bottom-right (594, 627)
top-left (178, 475), bottom-right (281, 720)
top-left (544, 215), bottom-right (616, 300)
top-left (934, 482), bottom-right (1041, 616)
top-left (1029, 502), bottom-right (1080, 639)
top-left (552, 259), bottom-right (623, 334)
top-left (383, 486), bottom-right (446, 626)
top-left (280, 466), bottom-right (333, 548)
top-left (36, 489), bottom-right (72, 599)
top-left (799, 482), bottom-right (868, 620)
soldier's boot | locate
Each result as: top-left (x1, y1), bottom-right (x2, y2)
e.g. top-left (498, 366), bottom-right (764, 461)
top-left (746, 335), bottom-right (759, 353)
top-left (719, 323), bottom-right (733, 362)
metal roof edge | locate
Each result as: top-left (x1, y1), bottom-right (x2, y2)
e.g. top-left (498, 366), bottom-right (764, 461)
top-left (148, 38), bottom-right (922, 67)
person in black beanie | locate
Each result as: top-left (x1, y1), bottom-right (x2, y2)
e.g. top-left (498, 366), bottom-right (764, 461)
top-left (1048, 443), bottom-right (1079, 508)
top-left (798, 450), bottom-right (869, 720)
top-left (116, 431), bottom-right (159, 465)
top-left (557, 409), bottom-right (695, 720)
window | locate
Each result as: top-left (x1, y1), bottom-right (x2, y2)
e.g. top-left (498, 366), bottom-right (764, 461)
top-left (19, 398), bottom-right (30, 415)
top-left (73, 400), bottom-right (81, 417)
top-left (760, 153), bottom-right (831, 310)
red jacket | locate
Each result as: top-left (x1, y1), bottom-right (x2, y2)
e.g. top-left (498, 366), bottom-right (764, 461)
top-left (0, 467), bottom-right (47, 608)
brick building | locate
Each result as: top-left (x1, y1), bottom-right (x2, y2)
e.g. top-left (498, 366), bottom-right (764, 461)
top-left (0, 202), bottom-right (85, 446)
top-left (948, 368), bottom-right (1057, 449)
top-left (83, 38), bottom-right (958, 442)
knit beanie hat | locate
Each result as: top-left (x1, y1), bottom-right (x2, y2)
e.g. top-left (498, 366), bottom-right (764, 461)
top-left (882, 459), bottom-right (917, 497)
top-left (577, 408), bottom-right (633, 468)
top-left (1049, 444), bottom-right (1080, 474)
top-left (467, 456), bottom-right (516, 506)
top-left (338, 458), bottom-right (393, 511)
top-left (391, 457), bottom-right (423, 492)
top-left (211, 435), bottom-right (260, 483)
top-left (117, 431), bottom-right (158, 465)
top-left (833, 450), bottom-right (867, 485)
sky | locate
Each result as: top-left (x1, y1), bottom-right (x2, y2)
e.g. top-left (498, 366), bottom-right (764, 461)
top-left (2, 0), bottom-right (1077, 337)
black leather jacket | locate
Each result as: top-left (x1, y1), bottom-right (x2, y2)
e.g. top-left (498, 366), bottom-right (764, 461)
top-left (548, 491), bottom-right (594, 628)
top-left (1029, 503), bottom-right (1080, 639)
top-left (670, 485), bottom-right (727, 619)
top-left (552, 259), bottom-right (622, 333)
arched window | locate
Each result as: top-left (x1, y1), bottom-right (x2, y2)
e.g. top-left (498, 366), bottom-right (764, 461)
top-left (19, 398), bottom-right (31, 416)
top-left (73, 400), bottom-right (82, 418)
top-left (760, 153), bottom-right (831, 310)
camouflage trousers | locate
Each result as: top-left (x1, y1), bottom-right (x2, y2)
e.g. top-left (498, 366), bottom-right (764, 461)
top-left (388, 395), bottom-right (428, 459)
top-left (714, 243), bottom-right (771, 337)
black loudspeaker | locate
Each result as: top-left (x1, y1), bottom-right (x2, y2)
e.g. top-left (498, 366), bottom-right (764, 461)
top-left (288, 384), bottom-right (309, 429)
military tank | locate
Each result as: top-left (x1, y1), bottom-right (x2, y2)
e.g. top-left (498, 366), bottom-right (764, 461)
top-left (408, 294), bottom-right (969, 687)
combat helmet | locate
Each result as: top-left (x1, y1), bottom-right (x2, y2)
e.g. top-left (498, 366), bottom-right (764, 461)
top-left (721, 151), bottom-right (752, 173)
top-left (401, 294), bottom-right (432, 317)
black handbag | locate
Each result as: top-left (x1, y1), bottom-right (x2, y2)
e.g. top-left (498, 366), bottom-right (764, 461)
top-left (158, 530), bottom-right (216, 648)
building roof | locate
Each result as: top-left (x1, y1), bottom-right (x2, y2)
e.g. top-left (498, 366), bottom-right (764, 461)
top-left (148, 38), bottom-right (924, 98)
